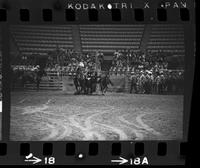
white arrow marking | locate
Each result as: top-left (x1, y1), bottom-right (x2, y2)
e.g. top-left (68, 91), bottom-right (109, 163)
top-left (24, 156), bottom-right (42, 164)
top-left (111, 157), bottom-right (128, 165)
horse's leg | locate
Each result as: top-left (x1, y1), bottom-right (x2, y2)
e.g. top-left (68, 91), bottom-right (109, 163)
top-left (92, 83), bottom-right (95, 93)
top-left (85, 87), bottom-right (87, 95)
top-left (77, 79), bottom-right (81, 94)
top-left (74, 81), bottom-right (78, 94)
top-left (93, 83), bottom-right (97, 92)
top-left (84, 81), bottom-right (88, 95)
top-left (89, 81), bottom-right (92, 94)
top-left (76, 80), bottom-right (80, 94)
top-left (90, 85), bottom-right (92, 94)
top-left (100, 83), bottom-right (104, 95)
top-left (79, 81), bottom-right (83, 94)
top-left (77, 80), bottom-right (81, 94)
top-left (75, 84), bottom-right (78, 94)
top-left (21, 77), bottom-right (25, 90)
top-left (104, 86), bottom-right (108, 94)
top-left (79, 84), bottom-right (82, 94)
top-left (80, 81), bottom-right (85, 94)
top-left (79, 85), bottom-right (81, 94)
top-left (36, 79), bottom-right (40, 91)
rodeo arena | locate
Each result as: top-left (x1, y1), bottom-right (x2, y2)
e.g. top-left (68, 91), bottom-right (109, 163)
top-left (10, 25), bottom-right (184, 141)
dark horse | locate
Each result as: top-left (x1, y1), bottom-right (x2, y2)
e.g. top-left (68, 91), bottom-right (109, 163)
top-left (99, 74), bottom-right (114, 95)
top-left (73, 71), bottom-right (97, 95)
top-left (73, 72), bottom-right (86, 94)
top-left (11, 68), bottom-right (46, 90)
top-left (85, 72), bottom-right (98, 94)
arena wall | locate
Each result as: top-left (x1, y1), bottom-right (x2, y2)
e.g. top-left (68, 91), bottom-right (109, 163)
top-left (62, 76), bottom-right (75, 93)
top-left (108, 75), bottom-right (129, 92)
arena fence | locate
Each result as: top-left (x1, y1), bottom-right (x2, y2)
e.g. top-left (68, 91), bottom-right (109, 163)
top-left (23, 75), bottom-right (130, 93)
top-left (25, 80), bottom-right (63, 90)
top-left (13, 69), bottom-right (184, 94)
top-left (108, 75), bottom-right (130, 92)
top-left (15, 72), bottom-right (130, 92)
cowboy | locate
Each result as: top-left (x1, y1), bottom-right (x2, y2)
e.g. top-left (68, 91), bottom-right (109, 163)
top-left (79, 61), bottom-right (84, 68)
top-left (144, 71), bottom-right (152, 94)
top-left (139, 70), bottom-right (146, 94)
top-left (130, 71), bottom-right (138, 94)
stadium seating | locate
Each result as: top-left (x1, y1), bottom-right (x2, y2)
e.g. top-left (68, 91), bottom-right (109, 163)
top-left (79, 25), bottom-right (145, 53)
top-left (11, 25), bottom-right (74, 56)
top-left (11, 24), bottom-right (185, 58)
top-left (147, 24), bottom-right (185, 54)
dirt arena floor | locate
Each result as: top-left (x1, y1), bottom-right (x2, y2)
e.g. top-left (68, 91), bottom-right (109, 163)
top-left (10, 91), bottom-right (183, 141)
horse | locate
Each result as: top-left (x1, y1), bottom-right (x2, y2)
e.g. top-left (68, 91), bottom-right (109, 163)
top-left (21, 71), bottom-right (37, 88)
top-left (11, 68), bottom-right (46, 91)
top-left (11, 68), bottom-right (24, 90)
top-left (73, 71), bottom-right (98, 95)
top-left (73, 70), bottom-right (113, 95)
top-left (98, 74), bottom-right (113, 95)
top-left (73, 72), bottom-right (87, 94)
top-left (84, 72), bottom-right (99, 94)
top-left (73, 75), bottom-right (80, 94)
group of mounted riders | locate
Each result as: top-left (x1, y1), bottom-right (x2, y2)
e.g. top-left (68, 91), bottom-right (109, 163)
top-left (73, 66), bottom-right (113, 95)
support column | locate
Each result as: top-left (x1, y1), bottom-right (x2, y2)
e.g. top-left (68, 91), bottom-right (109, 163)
top-left (10, 34), bottom-right (21, 64)
top-left (71, 25), bottom-right (82, 53)
top-left (140, 25), bottom-right (152, 54)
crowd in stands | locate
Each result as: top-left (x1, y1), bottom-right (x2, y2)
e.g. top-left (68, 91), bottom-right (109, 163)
top-left (111, 50), bottom-right (169, 74)
top-left (46, 47), bottom-right (100, 67)
top-left (45, 48), bottom-right (104, 76)
top-left (13, 48), bottom-right (173, 74)
top-left (13, 47), bottom-right (104, 75)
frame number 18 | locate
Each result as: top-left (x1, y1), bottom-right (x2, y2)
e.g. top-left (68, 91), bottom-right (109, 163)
top-left (44, 157), bottom-right (56, 165)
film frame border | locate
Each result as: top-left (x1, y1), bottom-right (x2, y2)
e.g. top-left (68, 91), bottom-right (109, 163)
top-left (0, 0), bottom-right (196, 166)
top-left (0, 0), bottom-right (193, 23)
